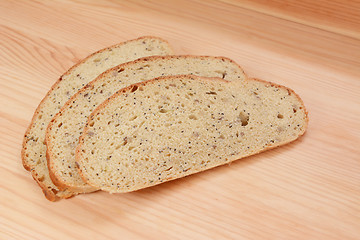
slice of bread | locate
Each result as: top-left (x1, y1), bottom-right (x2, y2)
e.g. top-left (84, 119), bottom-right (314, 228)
top-left (22, 36), bottom-right (173, 201)
top-left (45, 56), bottom-right (247, 193)
top-left (76, 75), bottom-right (308, 193)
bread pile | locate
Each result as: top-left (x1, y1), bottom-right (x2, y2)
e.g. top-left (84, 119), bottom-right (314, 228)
top-left (22, 36), bottom-right (308, 201)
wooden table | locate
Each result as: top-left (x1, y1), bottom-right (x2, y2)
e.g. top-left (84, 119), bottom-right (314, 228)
top-left (1, 1), bottom-right (359, 239)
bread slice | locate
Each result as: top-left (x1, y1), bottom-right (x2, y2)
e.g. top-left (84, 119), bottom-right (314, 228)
top-left (22, 36), bottom-right (173, 201)
top-left (45, 55), bottom-right (247, 193)
top-left (76, 75), bottom-right (308, 193)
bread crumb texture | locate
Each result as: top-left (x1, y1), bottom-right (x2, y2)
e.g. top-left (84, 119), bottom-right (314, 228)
top-left (46, 56), bottom-right (246, 192)
top-left (77, 75), bottom-right (307, 193)
top-left (22, 37), bottom-right (173, 200)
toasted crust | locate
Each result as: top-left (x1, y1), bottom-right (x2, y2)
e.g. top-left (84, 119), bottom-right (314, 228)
top-left (22, 36), bottom-right (173, 201)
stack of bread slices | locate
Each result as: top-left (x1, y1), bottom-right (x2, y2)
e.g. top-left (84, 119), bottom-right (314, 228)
top-left (22, 36), bottom-right (308, 201)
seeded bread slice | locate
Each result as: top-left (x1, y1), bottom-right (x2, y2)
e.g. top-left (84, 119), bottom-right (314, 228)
top-left (76, 75), bottom-right (308, 193)
top-left (22, 36), bottom-right (173, 201)
top-left (45, 55), bottom-right (247, 193)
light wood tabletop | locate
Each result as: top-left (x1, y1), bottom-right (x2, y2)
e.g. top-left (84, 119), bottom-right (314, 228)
top-left (1, 0), bottom-right (359, 239)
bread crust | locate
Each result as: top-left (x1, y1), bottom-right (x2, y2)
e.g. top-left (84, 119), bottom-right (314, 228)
top-left (75, 75), bottom-right (308, 193)
top-left (45, 55), bottom-right (247, 192)
top-left (249, 77), bottom-right (309, 134)
top-left (22, 36), bottom-right (172, 201)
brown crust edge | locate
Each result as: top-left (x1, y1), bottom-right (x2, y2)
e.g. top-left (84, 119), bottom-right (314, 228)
top-left (249, 77), bottom-right (309, 135)
top-left (45, 143), bottom-right (97, 193)
top-left (75, 75), bottom-right (308, 193)
top-left (45, 55), bottom-right (247, 192)
top-left (28, 169), bottom-right (75, 201)
top-left (22, 36), bottom-right (171, 200)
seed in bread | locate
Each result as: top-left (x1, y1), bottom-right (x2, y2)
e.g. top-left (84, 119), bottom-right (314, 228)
top-left (46, 55), bottom-right (247, 193)
top-left (22, 36), bottom-right (173, 201)
top-left (76, 75), bottom-right (307, 193)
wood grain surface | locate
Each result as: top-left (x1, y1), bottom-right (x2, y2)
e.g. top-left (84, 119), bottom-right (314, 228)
top-left (1, 0), bottom-right (359, 239)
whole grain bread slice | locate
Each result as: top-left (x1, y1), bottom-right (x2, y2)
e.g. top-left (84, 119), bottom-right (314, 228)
top-left (45, 55), bottom-right (247, 193)
top-left (76, 75), bottom-right (308, 193)
top-left (22, 36), bottom-right (173, 201)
